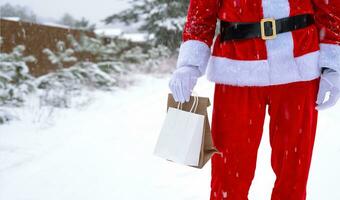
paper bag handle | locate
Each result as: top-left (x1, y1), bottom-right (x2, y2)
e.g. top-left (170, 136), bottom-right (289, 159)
top-left (176, 92), bottom-right (199, 113)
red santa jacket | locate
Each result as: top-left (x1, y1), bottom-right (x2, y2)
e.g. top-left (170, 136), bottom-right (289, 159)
top-left (176, 0), bottom-right (340, 86)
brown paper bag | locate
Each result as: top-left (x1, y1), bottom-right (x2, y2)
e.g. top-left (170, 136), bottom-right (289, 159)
top-left (166, 93), bottom-right (220, 169)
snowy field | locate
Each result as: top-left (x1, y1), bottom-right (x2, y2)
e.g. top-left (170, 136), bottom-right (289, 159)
top-left (0, 74), bottom-right (339, 200)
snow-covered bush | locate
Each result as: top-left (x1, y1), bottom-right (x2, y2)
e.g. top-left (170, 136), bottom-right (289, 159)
top-left (67, 33), bottom-right (172, 73)
top-left (120, 46), bottom-right (149, 63)
top-left (0, 40), bottom-right (37, 124)
top-left (141, 44), bottom-right (173, 73)
top-left (67, 33), bottom-right (103, 60)
top-left (97, 37), bottom-right (135, 62)
top-left (0, 33), bottom-right (172, 124)
top-left (97, 61), bottom-right (127, 75)
top-left (39, 39), bottom-right (121, 107)
top-left (43, 41), bottom-right (77, 69)
top-left (67, 33), bottom-right (144, 63)
top-left (0, 109), bottom-right (15, 124)
top-left (35, 61), bottom-right (118, 107)
top-left (36, 62), bottom-right (117, 91)
top-left (0, 43), bottom-right (36, 106)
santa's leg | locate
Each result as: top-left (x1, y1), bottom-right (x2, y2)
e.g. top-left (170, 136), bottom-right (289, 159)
top-left (209, 83), bottom-right (267, 200)
top-left (268, 78), bottom-right (320, 200)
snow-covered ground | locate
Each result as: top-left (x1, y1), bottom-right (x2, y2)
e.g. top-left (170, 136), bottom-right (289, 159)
top-left (0, 74), bottom-right (339, 200)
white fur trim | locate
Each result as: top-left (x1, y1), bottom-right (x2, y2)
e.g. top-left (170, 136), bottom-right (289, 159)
top-left (265, 31), bottom-right (296, 83)
top-left (262, 0), bottom-right (290, 19)
top-left (319, 43), bottom-right (340, 73)
top-left (176, 40), bottom-right (211, 76)
top-left (206, 51), bottom-right (321, 86)
top-left (207, 28), bottom-right (321, 86)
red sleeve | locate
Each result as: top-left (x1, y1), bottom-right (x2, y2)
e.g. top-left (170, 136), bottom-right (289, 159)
top-left (176, 0), bottom-right (220, 75)
top-left (182, 0), bottom-right (220, 47)
top-left (313, 0), bottom-right (340, 72)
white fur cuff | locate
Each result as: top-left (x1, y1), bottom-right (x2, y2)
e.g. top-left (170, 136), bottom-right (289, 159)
top-left (319, 43), bottom-right (340, 73)
top-left (176, 40), bottom-right (211, 76)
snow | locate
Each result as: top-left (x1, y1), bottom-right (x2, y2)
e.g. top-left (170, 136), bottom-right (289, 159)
top-left (93, 28), bottom-right (150, 42)
top-left (39, 22), bottom-right (71, 29)
top-left (94, 28), bottom-right (123, 37)
top-left (156, 17), bottom-right (186, 31)
top-left (1, 16), bottom-right (71, 29)
top-left (1, 17), bottom-right (20, 21)
top-left (121, 33), bottom-right (150, 42)
top-left (0, 74), bottom-right (339, 200)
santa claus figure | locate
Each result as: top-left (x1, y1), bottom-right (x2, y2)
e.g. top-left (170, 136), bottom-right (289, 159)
top-left (169, 0), bottom-right (340, 199)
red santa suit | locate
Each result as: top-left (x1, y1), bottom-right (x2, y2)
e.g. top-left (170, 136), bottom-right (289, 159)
top-left (176, 0), bottom-right (340, 199)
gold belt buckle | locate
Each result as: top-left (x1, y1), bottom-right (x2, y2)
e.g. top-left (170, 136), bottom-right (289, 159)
top-left (260, 18), bottom-right (277, 40)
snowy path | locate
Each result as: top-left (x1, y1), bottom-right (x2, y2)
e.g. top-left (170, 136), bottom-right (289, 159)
top-left (0, 74), bottom-right (339, 200)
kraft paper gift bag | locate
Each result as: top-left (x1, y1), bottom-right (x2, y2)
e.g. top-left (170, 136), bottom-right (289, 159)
top-left (153, 93), bottom-right (220, 169)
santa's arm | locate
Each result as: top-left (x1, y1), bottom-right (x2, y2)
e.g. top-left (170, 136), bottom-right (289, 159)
top-left (176, 0), bottom-right (220, 76)
top-left (312, 0), bottom-right (340, 73)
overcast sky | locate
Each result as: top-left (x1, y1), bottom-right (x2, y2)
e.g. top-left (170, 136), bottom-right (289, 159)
top-left (0, 0), bottom-right (131, 27)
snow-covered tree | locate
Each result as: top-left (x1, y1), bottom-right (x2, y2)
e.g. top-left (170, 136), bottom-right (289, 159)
top-left (59, 13), bottom-right (96, 31)
top-left (39, 38), bottom-right (123, 99)
top-left (140, 44), bottom-right (172, 73)
top-left (0, 40), bottom-right (36, 106)
top-left (103, 0), bottom-right (189, 51)
top-left (43, 41), bottom-right (77, 69)
top-left (67, 33), bottom-right (106, 61)
top-left (74, 17), bottom-right (96, 31)
top-left (66, 33), bottom-right (130, 76)
top-left (0, 31), bottom-right (173, 123)
top-left (67, 32), bottom-right (172, 63)
top-left (120, 46), bottom-right (149, 63)
top-left (36, 62), bottom-right (117, 91)
top-left (96, 37), bottom-right (136, 62)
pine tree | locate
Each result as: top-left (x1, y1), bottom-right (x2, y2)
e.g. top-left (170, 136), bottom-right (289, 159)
top-left (67, 33), bottom-right (103, 60)
top-left (43, 41), bottom-right (77, 69)
top-left (74, 17), bottom-right (96, 32)
top-left (59, 13), bottom-right (96, 31)
top-left (38, 38), bottom-right (120, 97)
top-left (0, 38), bottom-right (36, 106)
top-left (103, 0), bottom-right (190, 51)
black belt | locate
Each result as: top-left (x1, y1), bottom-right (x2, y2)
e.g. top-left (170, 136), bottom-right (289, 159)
top-left (220, 14), bottom-right (314, 41)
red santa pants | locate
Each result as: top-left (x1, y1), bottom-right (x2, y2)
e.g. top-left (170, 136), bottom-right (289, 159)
top-left (209, 78), bottom-right (320, 200)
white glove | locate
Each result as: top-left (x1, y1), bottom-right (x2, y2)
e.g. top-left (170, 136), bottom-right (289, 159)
top-left (316, 69), bottom-right (340, 110)
top-left (168, 66), bottom-right (201, 103)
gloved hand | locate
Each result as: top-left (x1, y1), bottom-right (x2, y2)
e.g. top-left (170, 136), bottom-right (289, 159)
top-left (316, 68), bottom-right (340, 110)
top-left (168, 65), bottom-right (202, 103)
